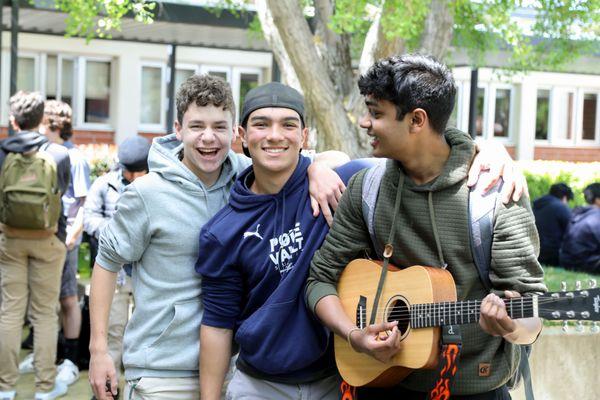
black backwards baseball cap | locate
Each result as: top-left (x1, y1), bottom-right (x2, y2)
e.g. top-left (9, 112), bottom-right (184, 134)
top-left (118, 136), bottom-right (151, 172)
top-left (239, 82), bottom-right (305, 157)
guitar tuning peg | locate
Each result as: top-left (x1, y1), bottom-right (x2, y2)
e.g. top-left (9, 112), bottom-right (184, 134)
top-left (576, 321), bottom-right (584, 333)
top-left (562, 321), bottom-right (569, 333)
top-left (575, 281), bottom-right (582, 290)
top-left (561, 281), bottom-right (567, 292)
top-left (589, 279), bottom-right (597, 289)
top-left (591, 322), bottom-right (600, 334)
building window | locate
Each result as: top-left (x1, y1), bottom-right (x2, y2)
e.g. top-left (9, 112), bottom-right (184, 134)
top-left (84, 60), bottom-right (111, 124)
top-left (239, 73), bottom-right (260, 116)
top-left (582, 93), bottom-right (597, 141)
top-left (535, 89), bottom-right (550, 140)
top-left (175, 69), bottom-right (195, 93)
top-left (554, 90), bottom-right (575, 142)
top-left (476, 88), bottom-right (485, 136)
top-left (140, 65), bottom-right (164, 125)
top-left (493, 88), bottom-right (511, 137)
top-left (17, 57), bottom-right (36, 92)
top-left (46, 55), bottom-right (75, 107)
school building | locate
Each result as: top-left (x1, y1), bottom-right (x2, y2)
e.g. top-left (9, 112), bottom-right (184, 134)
top-left (1, 1), bottom-right (599, 162)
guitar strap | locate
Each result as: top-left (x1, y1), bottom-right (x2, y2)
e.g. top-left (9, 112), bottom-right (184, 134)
top-left (429, 325), bottom-right (463, 400)
top-left (369, 172), bottom-right (404, 325)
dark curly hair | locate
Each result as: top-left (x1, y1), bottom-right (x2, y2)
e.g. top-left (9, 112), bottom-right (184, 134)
top-left (44, 100), bottom-right (73, 141)
top-left (358, 54), bottom-right (456, 134)
top-left (9, 91), bottom-right (45, 131)
top-left (176, 74), bottom-right (235, 124)
top-left (549, 183), bottom-right (574, 201)
top-left (584, 183), bottom-right (600, 205)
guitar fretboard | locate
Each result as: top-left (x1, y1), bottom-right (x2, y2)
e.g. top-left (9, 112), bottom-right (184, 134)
top-left (409, 297), bottom-right (537, 328)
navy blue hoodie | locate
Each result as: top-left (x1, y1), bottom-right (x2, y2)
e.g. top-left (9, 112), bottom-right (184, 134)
top-left (196, 156), bottom-right (373, 383)
top-left (532, 194), bottom-right (571, 265)
top-left (559, 206), bottom-right (600, 273)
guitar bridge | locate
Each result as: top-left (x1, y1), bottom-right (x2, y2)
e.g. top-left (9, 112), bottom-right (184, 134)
top-left (356, 296), bottom-right (367, 329)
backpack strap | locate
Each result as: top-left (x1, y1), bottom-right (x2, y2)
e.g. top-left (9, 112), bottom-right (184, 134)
top-left (468, 177), bottom-right (534, 400)
top-left (468, 176), bottom-right (503, 291)
top-left (361, 159), bottom-right (386, 259)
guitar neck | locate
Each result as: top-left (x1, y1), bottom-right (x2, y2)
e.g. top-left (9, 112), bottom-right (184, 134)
top-left (410, 297), bottom-right (537, 328)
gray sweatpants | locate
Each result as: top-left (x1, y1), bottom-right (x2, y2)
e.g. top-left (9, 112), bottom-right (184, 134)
top-left (226, 369), bottom-right (339, 400)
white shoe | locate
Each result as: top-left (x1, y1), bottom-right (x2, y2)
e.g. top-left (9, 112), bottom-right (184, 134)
top-left (34, 381), bottom-right (67, 400)
top-left (55, 359), bottom-right (80, 386)
top-left (18, 352), bottom-right (34, 374)
top-left (0, 390), bottom-right (16, 400)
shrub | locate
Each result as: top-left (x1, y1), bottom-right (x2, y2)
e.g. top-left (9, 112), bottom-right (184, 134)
top-left (519, 161), bottom-right (600, 207)
top-left (77, 143), bottom-right (118, 181)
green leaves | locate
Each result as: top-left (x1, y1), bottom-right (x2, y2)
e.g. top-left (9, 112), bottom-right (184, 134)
top-left (55, 0), bottom-right (156, 42)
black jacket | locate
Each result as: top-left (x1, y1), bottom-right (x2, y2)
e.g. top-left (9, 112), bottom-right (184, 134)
top-left (533, 194), bottom-right (571, 266)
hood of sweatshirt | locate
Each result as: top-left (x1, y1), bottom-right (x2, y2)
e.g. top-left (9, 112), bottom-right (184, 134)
top-left (229, 155), bottom-right (310, 210)
top-left (0, 131), bottom-right (48, 153)
top-left (533, 194), bottom-right (561, 211)
top-left (572, 205), bottom-right (599, 222)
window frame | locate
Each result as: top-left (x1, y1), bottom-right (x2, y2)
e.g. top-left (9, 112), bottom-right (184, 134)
top-left (76, 56), bottom-right (114, 130)
top-left (489, 83), bottom-right (514, 143)
top-left (200, 65), bottom-right (232, 83)
top-left (577, 89), bottom-right (600, 146)
top-left (139, 61), bottom-right (167, 132)
top-left (534, 86), bottom-right (552, 145)
top-left (232, 66), bottom-right (263, 121)
top-left (40, 54), bottom-right (78, 114)
top-left (548, 86), bottom-right (577, 146)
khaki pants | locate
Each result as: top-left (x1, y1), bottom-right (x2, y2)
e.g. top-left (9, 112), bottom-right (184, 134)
top-left (0, 234), bottom-right (66, 392)
top-left (108, 275), bottom-right (133, 378)
top-left (226, 369), bottom-right (339, 400)
top-left (124, 376), bottom-right (200, 400)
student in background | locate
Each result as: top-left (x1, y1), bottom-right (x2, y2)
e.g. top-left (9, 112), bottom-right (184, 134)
top-left (533, 182), bottom-right (573, 266)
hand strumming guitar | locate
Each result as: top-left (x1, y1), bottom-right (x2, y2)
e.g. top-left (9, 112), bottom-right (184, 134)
top-left (347, 321), bottom-right (403, 364)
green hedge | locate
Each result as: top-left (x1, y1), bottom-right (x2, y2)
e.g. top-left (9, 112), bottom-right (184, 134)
top-left (519, 161), bottom-right (600, 207)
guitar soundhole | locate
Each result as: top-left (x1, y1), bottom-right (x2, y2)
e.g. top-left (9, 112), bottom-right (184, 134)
top-left (386, 297), bottom-right (410, 336)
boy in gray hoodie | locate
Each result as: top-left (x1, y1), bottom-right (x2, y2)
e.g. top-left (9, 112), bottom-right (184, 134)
top-left (88, 75), bottom-right (349, 400)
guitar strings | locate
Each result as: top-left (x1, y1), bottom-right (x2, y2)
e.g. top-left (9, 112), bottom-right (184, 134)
top-left (362, 296), bottom-right (581, 321)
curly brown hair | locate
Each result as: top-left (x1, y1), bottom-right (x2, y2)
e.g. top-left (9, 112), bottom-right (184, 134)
top-left (43, 100), bottom-right (73, 141)
top-left (176, 74), bottom-right (235, 124)
top-left (9, 91), bottom-right (45, 131)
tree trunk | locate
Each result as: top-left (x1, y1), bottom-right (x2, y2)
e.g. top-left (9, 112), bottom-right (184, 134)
top-left (255, 1), bottom-right (301, 90)
top-left (419, 0), bottom-right (454, 60)
top-left (266, 0), bottom-right (367, 157)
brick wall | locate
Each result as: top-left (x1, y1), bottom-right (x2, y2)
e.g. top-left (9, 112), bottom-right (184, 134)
top-left (534, 146), bottom-right (600, 162)
top-left (0, 127), bottom-right (114, 144)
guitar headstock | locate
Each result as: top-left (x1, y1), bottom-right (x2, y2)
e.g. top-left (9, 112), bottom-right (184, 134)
top-left (538, 280), bottom-right (600, 333)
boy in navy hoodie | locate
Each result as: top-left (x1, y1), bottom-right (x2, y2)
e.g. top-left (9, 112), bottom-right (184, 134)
top-left (196, 82), bottom-right (372, 400)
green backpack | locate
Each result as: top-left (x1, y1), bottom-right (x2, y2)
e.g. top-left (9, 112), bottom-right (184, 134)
top-left (0, 145), bottom-right (61, 230)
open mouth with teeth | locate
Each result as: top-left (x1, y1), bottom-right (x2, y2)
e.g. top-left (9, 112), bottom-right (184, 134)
top-left (263, 147), bottom-right (288, 154)
top-left (198, 148), bottom-right (220, 157)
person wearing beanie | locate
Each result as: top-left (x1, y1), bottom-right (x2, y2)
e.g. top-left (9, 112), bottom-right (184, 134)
top-left (83, 136), bottom-right (151, 386)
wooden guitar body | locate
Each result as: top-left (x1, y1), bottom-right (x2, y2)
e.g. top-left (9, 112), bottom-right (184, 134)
top-left (335, 259), bottom-right (457, 387)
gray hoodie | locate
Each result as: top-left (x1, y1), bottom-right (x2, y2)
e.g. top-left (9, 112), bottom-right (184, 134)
top-left (96, 133), bottom-right (251, 380)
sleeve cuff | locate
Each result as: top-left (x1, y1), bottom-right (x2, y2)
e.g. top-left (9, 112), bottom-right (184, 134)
top-left (201, 314), bottom-right (236, 330)
top-left (95, 251), bottom-right (123, 273)
top-left (306, 282), bottom-right (339, 315)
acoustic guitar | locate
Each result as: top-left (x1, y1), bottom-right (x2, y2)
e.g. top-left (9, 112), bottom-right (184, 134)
top-left (335, 259), bottom-right (600, 387)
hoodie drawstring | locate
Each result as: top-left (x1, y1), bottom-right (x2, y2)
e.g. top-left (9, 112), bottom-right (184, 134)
top-left (428, 191), bottom-right (447, 268)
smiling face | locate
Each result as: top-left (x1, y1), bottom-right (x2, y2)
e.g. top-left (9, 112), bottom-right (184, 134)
top-left (360, 96), bottom-right (413, 160)
top-left (175, 103), bottom-right (234, 186)
top-left (240, 107), bottom-right (307, 178)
